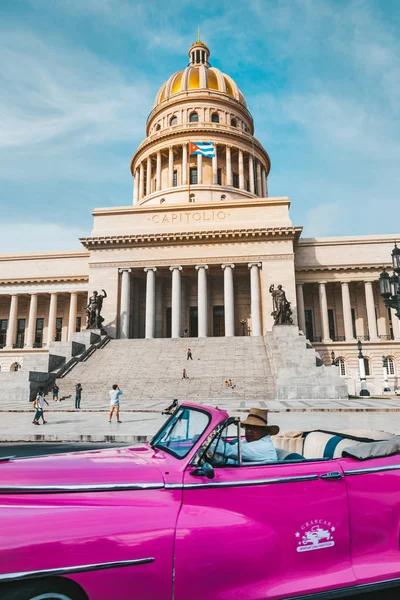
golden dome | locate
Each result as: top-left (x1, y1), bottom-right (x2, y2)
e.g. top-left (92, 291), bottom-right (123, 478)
top-left (154, 41), bottom-right (247, 108)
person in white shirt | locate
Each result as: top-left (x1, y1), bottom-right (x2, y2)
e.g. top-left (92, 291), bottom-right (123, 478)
top-left (32, 388), bottom-right (49, 425)
top-left (214, 408), bottom-right (279, 463)
top-left (109, 384), bottom-right (123, 423)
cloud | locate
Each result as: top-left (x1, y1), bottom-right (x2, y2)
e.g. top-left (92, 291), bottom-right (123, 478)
top-left (304, 203), bottom-right (340, 237)
top-left (0, 222), bottom-right (87, 253)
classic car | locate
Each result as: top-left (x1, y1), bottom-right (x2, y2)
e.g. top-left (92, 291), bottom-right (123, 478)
top-left (0, 402), bottom-right (399, 600)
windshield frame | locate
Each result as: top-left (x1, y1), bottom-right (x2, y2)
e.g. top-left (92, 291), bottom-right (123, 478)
top-left (150, 406), bottom-right (212, 460)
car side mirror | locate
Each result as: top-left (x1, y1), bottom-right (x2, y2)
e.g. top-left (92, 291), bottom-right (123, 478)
top-left (190, 462), bottom-right (215, 479)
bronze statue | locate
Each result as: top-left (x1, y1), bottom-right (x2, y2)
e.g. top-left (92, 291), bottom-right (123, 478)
top-left (86, 289), bottom-right (107, 330)
top-left (269, 284), bottom-right (293, 325)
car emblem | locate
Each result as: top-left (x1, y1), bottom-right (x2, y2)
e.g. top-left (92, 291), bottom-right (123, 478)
top-left (295, 519), bottom-right (336, 552)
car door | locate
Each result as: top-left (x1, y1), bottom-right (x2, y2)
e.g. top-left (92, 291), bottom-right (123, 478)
top-left (339, 454), bottom-right (400, 585)
top-left (174, 458), bottom-right (356, 600)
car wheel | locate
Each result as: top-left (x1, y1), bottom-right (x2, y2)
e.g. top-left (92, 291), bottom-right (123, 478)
top-left (4, 582), bottom-right (77, 600)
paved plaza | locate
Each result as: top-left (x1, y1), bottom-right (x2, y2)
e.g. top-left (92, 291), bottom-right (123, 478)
top-left (1, 397), bottom-right (399, 443)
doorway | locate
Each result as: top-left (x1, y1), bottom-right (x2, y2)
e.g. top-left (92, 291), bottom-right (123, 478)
top-left (166, 307), bottom-right (171, 338)
top-left (189, 307), bottom-right (198, 337)
top-left (213, 306), bottom-right (225, 337)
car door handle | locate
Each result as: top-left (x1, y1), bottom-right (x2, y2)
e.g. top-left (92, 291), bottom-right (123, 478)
top-left (320, 472), bottom-right (343, 480)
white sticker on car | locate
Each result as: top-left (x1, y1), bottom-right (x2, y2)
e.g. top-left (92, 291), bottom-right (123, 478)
top-left (295, 519), bottom-right (335, 552)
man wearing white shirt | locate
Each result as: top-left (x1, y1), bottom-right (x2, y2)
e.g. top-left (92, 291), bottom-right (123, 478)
top-left (214, 408), bottom-right (279, 463)
top-left (109, 384), bottom-right (123, 423)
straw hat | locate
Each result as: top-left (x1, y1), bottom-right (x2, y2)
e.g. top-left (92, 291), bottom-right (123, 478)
top-left (241, 408), bottom-right (280, 436)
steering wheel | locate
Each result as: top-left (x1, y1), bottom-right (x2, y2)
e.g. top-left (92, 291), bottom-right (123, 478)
top-left (204, 447), bottom-right (229, 466)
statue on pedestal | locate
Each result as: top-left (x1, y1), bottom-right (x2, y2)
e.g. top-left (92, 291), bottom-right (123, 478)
top-left (86, 289), bottom-right (107, 330)
top-left (269, 284), bottom-right (293, 325)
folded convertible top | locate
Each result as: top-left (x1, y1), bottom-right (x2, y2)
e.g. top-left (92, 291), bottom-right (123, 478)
top-left (342, 437), bottom-right (400, 460)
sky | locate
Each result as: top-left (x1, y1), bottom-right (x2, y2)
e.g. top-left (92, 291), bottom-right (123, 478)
top-left (0, 0), bottom-right (399, 252)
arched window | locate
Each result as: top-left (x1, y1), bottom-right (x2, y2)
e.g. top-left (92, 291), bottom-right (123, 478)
top-left (156, 124), bottom-right (161, 131)
top-left (336, 358), bottom-right (346, 377)
top-left (211, 112), bottom-right (219, 123)
top-left (189, 112), bottom-right (199, 123)
top-left (387, 357), bottom-right (395, 375)
top-left (363, 357), bottom-right (371, 376)
top-left (170, 116), bottom-right (178, 126)
top-left (231, 118), bottom-right (237, 127)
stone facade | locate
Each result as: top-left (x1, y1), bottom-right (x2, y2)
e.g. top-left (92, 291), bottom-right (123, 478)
top-left (0, 39), bottom-right (398, 396)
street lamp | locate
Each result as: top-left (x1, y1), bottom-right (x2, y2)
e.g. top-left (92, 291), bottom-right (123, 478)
top-left (357, 340), bottom-right (370, 397)
top-left (331, 351), bottom-right (336, 366)
top-left (382, 355), bottom-right (391, 393)
top-left (379, 243), bottom-right (400, 319)
top-left (240, 319), bottom-right (246, 336)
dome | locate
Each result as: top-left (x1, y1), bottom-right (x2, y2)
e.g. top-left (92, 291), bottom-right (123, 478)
top-left (154, 40), bottom-right (247, 108)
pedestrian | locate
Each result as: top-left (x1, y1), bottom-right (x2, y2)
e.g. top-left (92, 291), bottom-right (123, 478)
top-left (109, 384), bottom-right (122, 423)
top-left (32, 388), bottom-right (49, 425)
top-left (187, 348), bottom-right (193, 360)
top-left (52, 383), bottom-right (59, 402)
top-left (183, 328), bottom-right (188, 338)
top-left (75, 383), bottom-right (82, 409)
top-left (182, 368), bottom-right (189, 379)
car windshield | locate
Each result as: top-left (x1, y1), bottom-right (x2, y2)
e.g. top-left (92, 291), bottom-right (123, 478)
top-left (151, 407), bottom-right (211, 459)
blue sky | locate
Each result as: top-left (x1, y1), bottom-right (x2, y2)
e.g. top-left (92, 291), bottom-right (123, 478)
top-left (1, 0), bottom-right (399, 252)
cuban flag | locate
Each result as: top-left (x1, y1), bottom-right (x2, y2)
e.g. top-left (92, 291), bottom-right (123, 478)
top-left (190, 141), bottom-right (215, 158)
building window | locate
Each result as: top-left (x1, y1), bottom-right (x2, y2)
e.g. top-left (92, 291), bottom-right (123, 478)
top-left (328, 309), bottom-right (335, 340)
top-left (231, 118), bottom-right (237, 127)
top-left (16, 318), bottom-right (26, 348)
top-left (211, 112), bottom-right (219, 123)
top-left (170, 116), bottom-right (178, 126)
top-left (0, 319), bottom-right (7, 347)
top-left (190, 167), bottom-right (198, 184)
top-left (76, 317), bottom-right (81, 333)
top-left (189, 195), bottom-right (196, 203)
top-left (336, 358), bottom-right (346, 377)
top-left (305, 309), bottom-right (314, 341)
top-left (232, 173), bottom-right (239, 188)
top-left (189, 112), bottom-right (199, 123)
top-left (217, 168), bottom-right (222, 185)
top-left (363, 357), bottom-right (371, 376)
top-left (156, 124), bottom-right (161, 131)
top-left (351, 308), bottom-right (357, 338)
top-left (387, 307), bottom-right (394, 340)
top-left (173, 170), bottom-right (178, 187)
top-left (55, 318), bottom-right (63, 342)
top-left (34, 318), bottom-right (44, 347)
top-left (387, 357), bottom-right (395, 376)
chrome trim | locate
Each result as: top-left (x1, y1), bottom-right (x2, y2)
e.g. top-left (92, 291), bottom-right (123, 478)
top-left (0, 482), bottom-right (164, 494)
top-left (166, 474), bottom-right (319, 490)
top-left (0, 558), bottom-right (155, 583)
top-left (344, 464), bottom-right (400, 476)
top-left (0, 456), bottom-right (16, 462)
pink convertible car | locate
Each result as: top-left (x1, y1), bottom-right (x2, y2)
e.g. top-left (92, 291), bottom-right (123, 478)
top-left (0, 402), bottom-right (399, 600)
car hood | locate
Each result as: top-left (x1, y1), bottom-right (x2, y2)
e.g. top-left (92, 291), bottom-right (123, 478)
top-left (0, 444), bottom-right (172, 491)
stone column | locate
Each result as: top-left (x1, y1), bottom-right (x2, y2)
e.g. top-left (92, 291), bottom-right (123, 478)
top-left (182, 144), bottom-right (188, 185)
top-left (139, 163), bottom-right (144, 200)
top-left (168, 147), bottom-right (174, 188)
top-left (341, 282), bottom-right (355, 341)
top-left (156, 151), bottom-right (161, 191)
top-left (226, 146), bottom-right (232, 186)
top-left (146, 156), bottom-right (152, 196)
top-left (248, 263), bottom-right (262, 336)
top-left (196, 265), bottom-right (208, 337)
top-left (391, 308), bottom-right (400, 340)
top-left (67, 292), bottom-right (78, 341)
top-left (170, 266), bottom-right (182, 338)
top-left (222, 264), bottom-right (235, 336)
top-left (26, 294), bottom-right (38, 347)
top-left (364, 281), bottom-right (379, 341)
top-left (144, 268), bottom-right (157, 339)
top-left (261, 167), bottom-right (267, 197)
top-left (256, 160), bottom-right (262, 197)
top-left (5, 295), bottom-right (19, 348)
top-left (119, 268), bottom-right (132, 339)
top-left (296, 283), bottom-right (306, 335)
top-left (318, 283), bottom-right (331, 342)
top-left (197, 152), bottom-right (203, 184)
top-left (212, 144), bottom-right (218, 184)
top-left (238, 150), bottom-right (244, 190)
top-left (133, 170), bottom-right (139, 205)
top-left (249, 154), bottom-right (255, 194)
top-left (47, 293), bottom-right (58, 346)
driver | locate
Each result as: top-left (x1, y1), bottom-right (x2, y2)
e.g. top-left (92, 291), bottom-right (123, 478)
top-left (214, 408), bottom-right (279, 463)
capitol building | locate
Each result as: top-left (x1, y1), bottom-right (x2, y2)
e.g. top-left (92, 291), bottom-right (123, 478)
top-left (0, 39), bottom-right (399, 396)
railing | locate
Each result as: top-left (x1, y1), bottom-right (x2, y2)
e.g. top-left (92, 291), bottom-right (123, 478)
top-left (379, 334), bottom-right (394, 341)
top-left (309, 336), bottom-right (322, 342)
top-left (332, 336), bottom-right (345, 342)
top-left (356, 336), bottom-right (370, 341)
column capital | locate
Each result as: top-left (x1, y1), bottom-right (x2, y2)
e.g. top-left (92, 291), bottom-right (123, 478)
top-left (340, 281), bottom-right (350, 287)
top-left (248, 262), bottom-right (262, 269)
top-left (169, 266), bottom-right (183, 272)
top-left (195, 265), bottom-right (209, 271)
top-left (119, 268), bottom-right (132, 274)
top-left (296, 282), bottom-right (304, 288)
top-left (221, 264), bottom-right (235, 270)
top-left (144, 267), bottom-right (157, 273)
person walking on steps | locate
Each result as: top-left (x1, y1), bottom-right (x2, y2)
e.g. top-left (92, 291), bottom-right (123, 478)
top-left (182, 368), bottom-right (189, 379)
top-left (109, 384), bottom-right (123, 423)
top-left (75, 383), bottom-right (82, 409)
top-left (52, 383), bottom-right (59, 402)
top-left (187, 348), bottom-right (193, 360)
top-left (32, 388), bottom-right (49, 425)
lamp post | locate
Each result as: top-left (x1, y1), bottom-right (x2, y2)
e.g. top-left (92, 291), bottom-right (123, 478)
top-left (379, 243), bottom-right (400, 319)
top-left (357, 340), bottom-right (370, 397)
top-left (382, 355), bottom-right (391, 393)
top-left (240, 319), bottom-right (246, 336)
top-left (331, 351), bottom-right (336, 366)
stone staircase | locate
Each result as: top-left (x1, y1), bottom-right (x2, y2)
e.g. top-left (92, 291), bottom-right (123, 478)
top-left (54, 337), bottom-right (276, 409)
